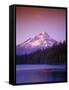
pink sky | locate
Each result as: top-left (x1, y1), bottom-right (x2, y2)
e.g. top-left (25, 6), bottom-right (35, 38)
top-left (16, 6), bottom-right (66, 45)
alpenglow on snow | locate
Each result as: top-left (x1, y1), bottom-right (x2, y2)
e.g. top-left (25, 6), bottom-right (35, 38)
top-left (16, 32), bottom-right (57, 55)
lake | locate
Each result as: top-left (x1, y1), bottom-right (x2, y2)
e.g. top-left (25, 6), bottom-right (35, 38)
top-left (16, 64), bottom-right (67, 84)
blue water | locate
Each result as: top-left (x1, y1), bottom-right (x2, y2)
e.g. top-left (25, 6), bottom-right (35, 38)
top-left (16, 64), bottom-right (66, 84)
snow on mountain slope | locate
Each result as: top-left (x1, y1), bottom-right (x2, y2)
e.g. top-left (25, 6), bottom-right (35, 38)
top-left (16, 32), bottom-right (57, 55)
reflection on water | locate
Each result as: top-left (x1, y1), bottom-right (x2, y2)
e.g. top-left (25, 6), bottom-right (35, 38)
top-left (16, 65), bottom-right (67, 84)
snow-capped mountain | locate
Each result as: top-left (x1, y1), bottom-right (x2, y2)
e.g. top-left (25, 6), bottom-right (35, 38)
top-left (16, 32), bottom-right (57, 55)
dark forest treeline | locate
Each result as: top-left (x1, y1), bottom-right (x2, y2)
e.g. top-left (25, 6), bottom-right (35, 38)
top-left (16, 41), bottom-right (67, 64)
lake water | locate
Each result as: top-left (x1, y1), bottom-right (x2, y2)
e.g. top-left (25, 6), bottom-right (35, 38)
top-left (16, 64), bottom-right (67, 84)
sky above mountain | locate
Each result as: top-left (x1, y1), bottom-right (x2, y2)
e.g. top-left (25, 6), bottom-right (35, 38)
top-left (16, 6), bottom-right (66, 45)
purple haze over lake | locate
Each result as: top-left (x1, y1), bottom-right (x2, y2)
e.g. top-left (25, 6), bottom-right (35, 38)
top-left (16, 64), bottom-right (66, 84)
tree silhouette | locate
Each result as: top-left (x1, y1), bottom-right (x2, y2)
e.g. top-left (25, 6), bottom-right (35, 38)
top-left (16, 41), bottom-right (67, 64)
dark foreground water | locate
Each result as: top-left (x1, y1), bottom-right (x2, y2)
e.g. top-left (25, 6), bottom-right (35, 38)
top-left (16, 64), bottom-right (67, 84)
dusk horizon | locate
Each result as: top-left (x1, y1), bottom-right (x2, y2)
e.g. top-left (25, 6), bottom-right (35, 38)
top-left (16, 31), bottom-right (66, 46)
top-left (16, 7), bottom-right (66, 45)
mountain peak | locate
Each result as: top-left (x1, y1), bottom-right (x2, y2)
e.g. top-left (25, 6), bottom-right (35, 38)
top-left (34, 32), bottom-right (50, 41)
top-left (38, 32), bottom-right (49, 35)
top-left (37, 32), bottom-right (49, 37)
top-left (16, 32), bottom-right (57, 55)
